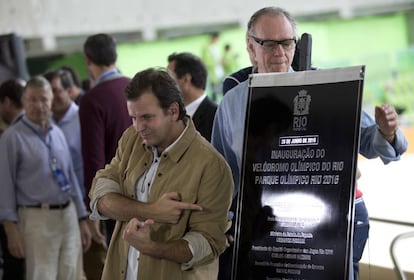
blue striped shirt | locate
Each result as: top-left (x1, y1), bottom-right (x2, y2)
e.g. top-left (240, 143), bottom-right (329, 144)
top-left (0, 115), bottom-right (88, 222)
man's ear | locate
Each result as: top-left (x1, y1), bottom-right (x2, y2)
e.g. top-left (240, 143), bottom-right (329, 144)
top-left (169, 102), bottom-right (180, 120)
top-left (183, 73), bottom-right (192, 84)
top-left (2, 96), bottom-right (11, 107)
top-left (84, 55), bottom-right (91, 66)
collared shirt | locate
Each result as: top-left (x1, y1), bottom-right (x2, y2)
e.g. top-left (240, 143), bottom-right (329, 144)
top-left (185, 94), bottom-right (207, 118)
top-left (52, 102), bottom-right (84, 197)
top-left (89, 117), bottom-right (232, 279)
top-left (0, 115), bottom-right (88, 222)
top-left (94, 68), bottom-right (122, 85)
top-left (92, 121), bottom-right (211, 279)
top-left (126, 147), bottom-right (161, 280)
top-left (90, 122), bottom-right (189, 221)
top-left (10, 111), bottom-right (24, 125)
top-left (211, 80), bottom-right (249, 193)
top-left (359, 110), bottom-right (407, 163)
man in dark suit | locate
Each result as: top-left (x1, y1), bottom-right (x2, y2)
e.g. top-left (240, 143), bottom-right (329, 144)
top-left (167, 52), bottom-right (217, 141)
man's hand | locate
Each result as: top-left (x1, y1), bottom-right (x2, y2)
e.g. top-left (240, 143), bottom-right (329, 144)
top-left (375, 103), bottom-right (399, 142)
top-left (122, 218), bottom-right (154, 253)
top-left (122, 218), bottom-right (192, 263)
top-left (149, 192), bottom-right (202, 224)
top-left (87, 219), bottom-right (106, 248)
top-left (225, 233), bottom-right (234, 248)
top-left (3, 221), bottom-right (25, 258)
top-left (79, 220), bottom-right (92, 252)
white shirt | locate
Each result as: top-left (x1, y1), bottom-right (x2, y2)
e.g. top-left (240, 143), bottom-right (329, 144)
top-left (185, 94), bottom-right (206, 117)
top-left (126, 147), bottom-right (161, 280)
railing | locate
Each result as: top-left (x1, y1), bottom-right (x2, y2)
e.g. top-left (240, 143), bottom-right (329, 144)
top-left (390, 230), bottom-right (414, 280)
top-left (370, 217), bottom-right (414, 280)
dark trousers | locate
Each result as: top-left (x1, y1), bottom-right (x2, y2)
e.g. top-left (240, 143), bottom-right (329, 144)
top-left (83, 239), bottom-right (106, 280)
top-left (352, 199), bottom-right (370, 280)
top-left (0, 224), bottom-right (25, 280)
top-left (218, 244), bottom-right (233, 280)
top-left (104, 219), bottom-right (116, 246)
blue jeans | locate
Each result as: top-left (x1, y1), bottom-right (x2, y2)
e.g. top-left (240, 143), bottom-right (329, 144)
top-left (352, 198), bottom-right (370, 280)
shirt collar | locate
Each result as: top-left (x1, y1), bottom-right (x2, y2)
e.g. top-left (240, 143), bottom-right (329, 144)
top-left (143, 117), bottom-right (196, 163)
top-left (52, 102), bottom-right (78, 125)
top-left (94, 68), bottom-right (121, 85)
top-left (11, 111), bottom-right (24, 125)
top-left (163, 118), bottom-right (189, 154)
top-left (21, 115), bottom-right (53, 135)
top-left (185, 94), bottom-right (206, 117)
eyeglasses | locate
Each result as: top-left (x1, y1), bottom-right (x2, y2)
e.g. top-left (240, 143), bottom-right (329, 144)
top-left (24, 97), bottom-right (50, 106)
top-left (249, 34), bottom-right (297, 52)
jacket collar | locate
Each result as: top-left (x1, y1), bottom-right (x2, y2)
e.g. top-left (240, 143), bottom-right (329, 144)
top-left (142, 116), bottom-right (198, 163)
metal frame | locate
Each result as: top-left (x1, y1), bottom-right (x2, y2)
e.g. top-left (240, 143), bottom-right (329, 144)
top-left (389, 230), bottom-right (414, 280)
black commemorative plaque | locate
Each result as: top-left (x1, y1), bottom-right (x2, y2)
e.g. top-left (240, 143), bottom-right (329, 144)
top-left (232, 66), bottom-right (365, 280)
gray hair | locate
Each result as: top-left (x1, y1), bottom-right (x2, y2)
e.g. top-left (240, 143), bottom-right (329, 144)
top-left (24, 76), bottom-right (52, 96)
top-left (247, 7), bottom-right (297, 36)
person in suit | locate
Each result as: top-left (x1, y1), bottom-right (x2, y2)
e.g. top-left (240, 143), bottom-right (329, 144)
top-left (167, 52), bottom-right (217, 142)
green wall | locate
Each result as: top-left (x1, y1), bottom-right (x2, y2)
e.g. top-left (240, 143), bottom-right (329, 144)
top-left (41, 11), bottom-right (414, 122)
top-left (45, 12), bottom-right (412, 80)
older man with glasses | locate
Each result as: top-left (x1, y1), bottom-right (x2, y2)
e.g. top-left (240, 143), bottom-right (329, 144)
top-left (212, 5), bottom-right (297, 218)
top-left (211, 7), bottom-right (298, 280)
top-left (212, 6), bottom-right (408, 280)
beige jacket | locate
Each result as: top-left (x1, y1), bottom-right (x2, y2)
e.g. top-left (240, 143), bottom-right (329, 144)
top-left (90, 119), bottom-right (233, 279)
